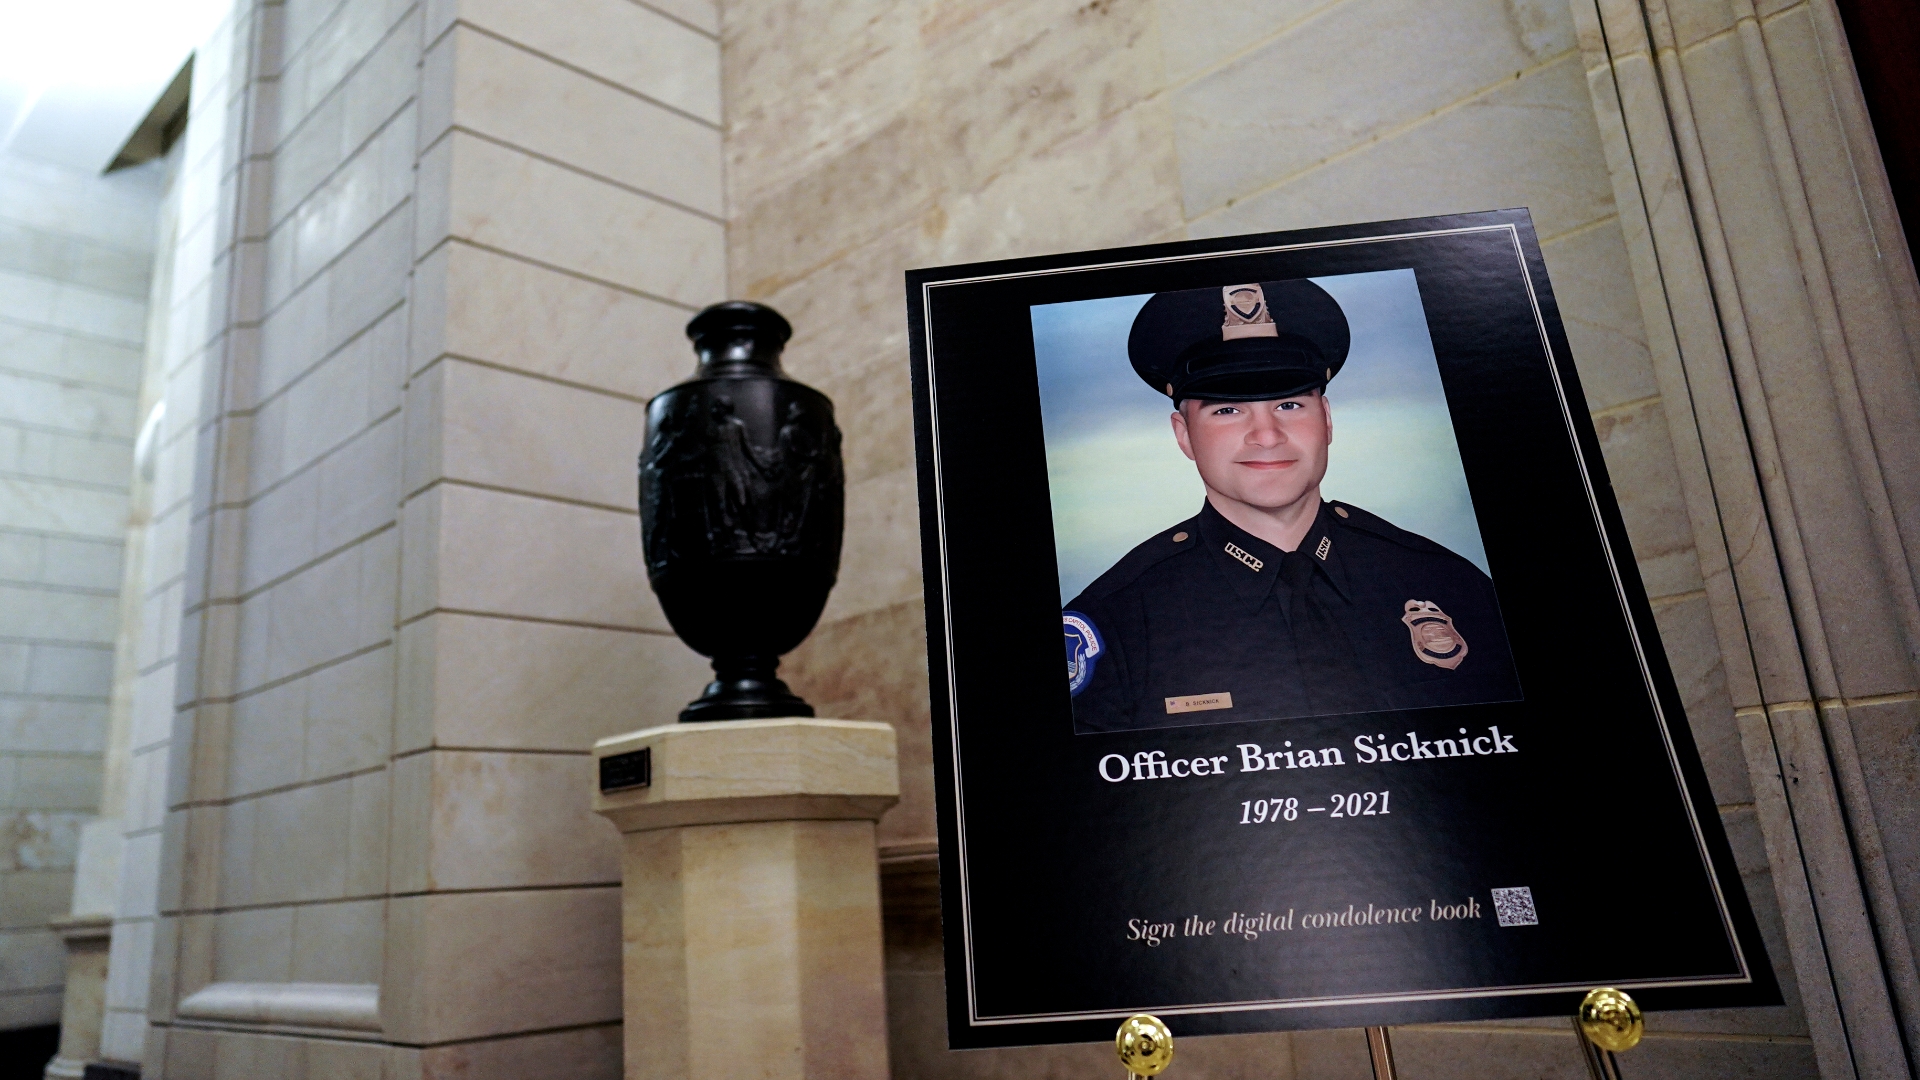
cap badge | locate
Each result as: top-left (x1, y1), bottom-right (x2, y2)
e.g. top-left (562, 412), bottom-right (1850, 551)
top-left (1221, 284), bottom-right (1279, 341)
top-left (1401, 600), bottom-right (1468, 669)
top-left (1224, 541), bottom-right (1263, 572)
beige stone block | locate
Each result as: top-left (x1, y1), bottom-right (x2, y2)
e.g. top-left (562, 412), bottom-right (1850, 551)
top-left (933, 99), bottom-right (1184, 267)
top-left (303, 645), bottom-right (395, 780)
top-left (382, 885), bottom-right (622, 1044)
top-left (0, 868), bottom-right (73, 928)
top-left (1648, 593), bottom-right (1748, 805)
top-left (0, 475), bottom-right (129, 541)
top-left (1850, 696), bottom-right (1920, 959)
top-left (0, 984), bottom-right (61, 1029)
top-left (269, 106), bottom-right (417, 309)
top-left (281, 0), bottom-right (418, 126)
top-left (394, 613), bottom-right (709, 754)
top-left (0, 321), bottom-right (143, 392)
top-left (417, 1023), bottom-right (621, 1080)
top-left (0, 271), bottom-right (147, 346)
top-left (291, 898), bottom-right (385, 984)
top-left (917, 0), bottom-right (1162, 196)
top-left (104, 914), bottom-right (155, 1014)
top-left (389, 749), bottom-right (620, 893)
top-left (11, 754), bottom-right (104, 810)
top-left (226, 680), bottom-right (303, 797)
top-left (1191, 55), bottom-right (1613, 244)
top-left (399, 483), bottom-right (665, 631)
top-left (429, 27), bottom-right (723, 216)
top-left (1156, 0), bottom-right (1334, 83)
top-left (420, 133), bottom-right (725, 309)
top-left (386, 753), bottom-right (431, 894)
top-left (754, 218), bottom-right (934, 403)
top-left (410, 242), bottom-right (692, 397)
top-left (595, 718), bottom-right (896, 1080)
top-left (164, 1026), bottom-right (218, 1080)
top-left (428, 358), bottom-right (646, 510)
top-left (1171, 0), bottom-right (1575, 215)
top-left (0, 700), bottom-right (109, 756)
top-left (239, 529), bottom-right (397, 693)
top-left (1666, 0), bottom-right (1739, 49)
top-left (348, 768), bottom-right (390, 897)
top-left (272, 12), bottom-right (419, 225)
top-left (444, 0), bottom-right (720, 123)
top-left (592, 717), bottom-right (898, 832)
top-left (1590, 396), bottom-right (1701, 599)
top-left (1537, 220), bottom-right (1659, 412)
top-left (252, 312), bottom-right (405, 496)
top-left (212, 906), bottom-right (294, 983)
top-left (315, 415), bottom-right (403, 554)
top-left (819, 467), bottom-right (922, 625)
top-left (626, 820), bottom-right (889, 1080)
top-left (783, 602), bottom-right (935, 847)
top-left (721, 0), bottom-right (916, 207)
top-left (811, 353), bottom-right (914, 486)
top-left (243, 775), bottom-right (358, 905)
top-left (256, 208), bottom-right (412, 406)
top-left (729, 112), bottom-right (935, 298)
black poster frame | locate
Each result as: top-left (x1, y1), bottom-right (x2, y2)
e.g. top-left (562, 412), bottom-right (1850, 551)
top-left (905, 210), bottom-right (1778, 1049)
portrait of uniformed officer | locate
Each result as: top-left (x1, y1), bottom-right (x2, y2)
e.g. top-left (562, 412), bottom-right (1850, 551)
top-left (1062, 278), bottom-right (1521, 731)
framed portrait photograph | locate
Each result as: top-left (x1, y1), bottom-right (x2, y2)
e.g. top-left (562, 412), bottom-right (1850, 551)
top-left (905, 210), bottom-right (1778, 1048)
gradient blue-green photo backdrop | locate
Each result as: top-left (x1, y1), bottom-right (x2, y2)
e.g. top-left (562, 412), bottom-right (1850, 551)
top-left (1032, 268), bottom-right (1490, 605)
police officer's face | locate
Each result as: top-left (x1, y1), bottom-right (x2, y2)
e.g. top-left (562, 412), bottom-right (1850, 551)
top-left (1170, 391), bottom-right (1332, 513)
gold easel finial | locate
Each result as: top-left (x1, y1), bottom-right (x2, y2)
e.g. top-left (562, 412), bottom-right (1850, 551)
top-left (1116, 1014), bottom-right (1174, 1076)
top-left (1577, 987), bottom-right (1644, 1052)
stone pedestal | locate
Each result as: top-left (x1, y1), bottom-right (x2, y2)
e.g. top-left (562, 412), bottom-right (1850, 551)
top-left (592, 718), bottom-right (899, 1080)
top-left (42, 914), bottom-right (113, 1080)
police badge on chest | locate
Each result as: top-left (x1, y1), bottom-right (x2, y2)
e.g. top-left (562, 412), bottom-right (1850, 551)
top-left (1401, 599), bottom-right (1467, 669)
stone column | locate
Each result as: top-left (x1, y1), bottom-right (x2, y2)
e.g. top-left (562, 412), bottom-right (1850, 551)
top-left (42, 915), bottom-right (113, 1080)
top-left (592, 718), bottom-right (898, 1080)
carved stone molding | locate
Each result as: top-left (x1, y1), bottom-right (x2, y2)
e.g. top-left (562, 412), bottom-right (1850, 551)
top-left (1568, 0), bottom-right (1920, 1074)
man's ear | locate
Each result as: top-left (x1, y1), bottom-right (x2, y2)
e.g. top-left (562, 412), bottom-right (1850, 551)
top-left (1320, 391), bottom-right (1332, 445)
top-left (1170, 405), bottom-right (1197, 462)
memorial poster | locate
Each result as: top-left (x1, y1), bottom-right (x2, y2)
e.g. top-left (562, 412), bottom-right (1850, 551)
top-left (904, 211), bottom-right (1778, 1047)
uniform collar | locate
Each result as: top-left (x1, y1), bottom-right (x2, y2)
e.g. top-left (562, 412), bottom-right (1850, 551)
top-left (1195, 499), bottom-right (1352, 611)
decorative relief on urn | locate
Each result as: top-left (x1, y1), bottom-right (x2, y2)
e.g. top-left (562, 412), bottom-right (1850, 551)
top-left (639, 301), bottom-right (844, 721)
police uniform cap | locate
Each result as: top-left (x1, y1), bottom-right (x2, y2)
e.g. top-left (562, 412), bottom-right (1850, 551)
top-left (1128, 278), bottom-right (1350, 403)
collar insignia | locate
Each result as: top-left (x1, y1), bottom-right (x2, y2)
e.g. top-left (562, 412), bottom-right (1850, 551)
top-left (1402, 600), bottom-right (1468, 669)
top-left (1224, 541), bottom-right (1263, 572)
top-left (1314, 536), bottom-right (1331, 560)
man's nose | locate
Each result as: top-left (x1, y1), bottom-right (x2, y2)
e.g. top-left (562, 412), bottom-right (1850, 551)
top-left (1245, 410), bottom-right (1285, 446)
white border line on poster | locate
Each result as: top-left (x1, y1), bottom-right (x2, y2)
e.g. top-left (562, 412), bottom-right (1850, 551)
top-left (918, 222), bottom-right (1751, 1027)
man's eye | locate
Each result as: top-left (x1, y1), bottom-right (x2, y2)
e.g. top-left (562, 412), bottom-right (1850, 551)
top-left (1276, 402), bottom-right (1300, 411)
top-left (1212, 407), bottom-right (1239, 416)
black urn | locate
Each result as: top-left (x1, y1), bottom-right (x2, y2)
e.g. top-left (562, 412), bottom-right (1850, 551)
top-left (639, 301), bottom-right (845, 722)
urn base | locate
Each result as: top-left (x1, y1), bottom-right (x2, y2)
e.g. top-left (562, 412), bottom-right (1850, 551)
top-left (680, 658), bottom-right (815, 722)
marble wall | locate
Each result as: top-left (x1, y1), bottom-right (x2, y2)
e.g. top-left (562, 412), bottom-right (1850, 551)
top-left (721, 0), bottom-right (1816, 1075)
top-left (126, 0), bottom-right (728, 1076)
top-left (0, 152), bottom-right (162, 1029)
top-left (93, 10), bottom-right (257, 1061)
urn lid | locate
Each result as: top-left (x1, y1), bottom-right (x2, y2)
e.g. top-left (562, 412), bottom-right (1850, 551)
top-left (686, 301), bottom-right (792, 354)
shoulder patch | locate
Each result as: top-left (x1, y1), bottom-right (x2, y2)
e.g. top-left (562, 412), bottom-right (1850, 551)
top-left (1075, 518), bottom-right (1203, 601)
top-left (1063, 611), bottom-right (1104, 697)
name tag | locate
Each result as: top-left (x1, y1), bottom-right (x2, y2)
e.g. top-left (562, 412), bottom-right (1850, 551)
top-left (1166, 692), bottom-right (1233, 714)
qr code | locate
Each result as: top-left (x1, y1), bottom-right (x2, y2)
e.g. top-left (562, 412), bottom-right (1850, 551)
top-left (1491, 886), bottom-right (1539, 927)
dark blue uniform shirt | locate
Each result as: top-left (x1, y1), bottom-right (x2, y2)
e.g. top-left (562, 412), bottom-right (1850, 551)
top-left (1063, 500), bottom-right (1520, 731)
